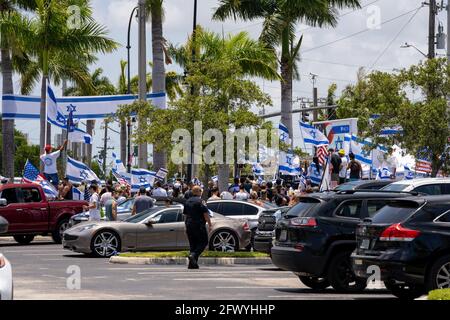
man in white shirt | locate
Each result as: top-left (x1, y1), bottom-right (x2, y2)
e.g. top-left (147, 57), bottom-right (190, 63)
top-left (40, 140), bottom-right (68, 188)
top-left (83, 184), bottom-right (101, 221)
top-left (152, 181), bottom-right (168, 197)
top-left (338, 149), bottom-right (348, 185)
top-left (234, 185), bottom-right (249, 201)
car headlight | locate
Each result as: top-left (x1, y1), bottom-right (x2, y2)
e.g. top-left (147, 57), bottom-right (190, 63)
top-left (0, 254), bottom-right (6, 268)
top-left (74, 224), bottom-right (97, 232)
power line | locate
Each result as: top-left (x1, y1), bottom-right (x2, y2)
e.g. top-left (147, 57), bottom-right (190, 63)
top-left (299, 57), bottom-right (393, 71)
top-left (368, 5), bottom-right (423, 71)
top-left (302, 6), bottom-right (424, 53)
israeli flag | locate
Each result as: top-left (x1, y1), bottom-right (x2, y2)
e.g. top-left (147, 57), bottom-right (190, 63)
top-left (155, 168), bottom-right (168, 180)
top-left (72, 186), bottom-right (83, 200)
top-left (404, 165), bottom-right (414, 180)
top-left (299, 121), bottom-right (329, 146)
top-left (211, 176), bottom-right (218, 183)
top-left (377, 167), bottom-right (392, 180)
top-left (279, 123), bottom-right (291, 144)
top-left (345, 134), bottom-right (387, 166)
top-left (131, 168), bottom-right (156, 191)
top-left (252, 163), bottom-right (265, 176)
top-left (112, 152), bottom-right (127, 173)
top-left (279, 150), bottom-right (301, 176)
top-left (66, 157), bottom-right (101, 184)
top-left (40, 180), bottom-right (58, 199)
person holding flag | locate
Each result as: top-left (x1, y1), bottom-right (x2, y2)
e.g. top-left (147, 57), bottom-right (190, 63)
top-left (40, 140), bottom-right (68, 188)
top-left (307, 156), bottom-right (323, 188)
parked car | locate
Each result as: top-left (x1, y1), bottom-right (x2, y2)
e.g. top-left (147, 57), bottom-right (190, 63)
top-left (0, 183), bottom-right (87, 244)
top-left (352, 195), bottom-right (450, 299)
top-left (0, 214), bottom-right (13, 300)
top-left (270, 191), bottom-right (413, 293)
top-left (206, 199), bottom-right (278, 248)
top-left (254, 206), bottom-right (290, 253)
top-left (381, 178), bottom-right (450, 195)
top-left (63, 205), bottom-right (251, 257)
top-left (334, 180), bottom-right (393, 192)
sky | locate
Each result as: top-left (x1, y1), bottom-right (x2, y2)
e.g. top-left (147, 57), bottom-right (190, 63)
top-left (3, 0), bottom-right (449, 165)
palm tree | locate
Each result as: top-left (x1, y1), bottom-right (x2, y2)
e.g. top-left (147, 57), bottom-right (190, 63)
top-left (0, 0), bottom-right (35, 178)
top-left (213, 0), bottom-right (361, 141)
top-left (24, 0), bottom-right (117, 158)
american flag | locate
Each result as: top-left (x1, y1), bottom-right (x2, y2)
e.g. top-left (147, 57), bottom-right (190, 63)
top-left (415, 160), bottom-right (432, 174)
top-left (22, 160), bottom-right (58, 198)
top-left (316, 145), bottom-right (329, 165)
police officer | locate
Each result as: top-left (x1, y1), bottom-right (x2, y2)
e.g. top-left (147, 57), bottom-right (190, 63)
top-left (182, 186), bottom-right (212, 269)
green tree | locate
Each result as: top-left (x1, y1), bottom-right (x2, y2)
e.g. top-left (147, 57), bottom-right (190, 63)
top-left (213, 0), bottom-right (361, 141)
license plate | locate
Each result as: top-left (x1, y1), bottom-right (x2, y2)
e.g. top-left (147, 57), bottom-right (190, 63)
top-left (360, 239), bottom-right (371, 250)
top-left (279, 230), bottom-right (287, 242)
top-left (354, 259), bottom-right (363, 265)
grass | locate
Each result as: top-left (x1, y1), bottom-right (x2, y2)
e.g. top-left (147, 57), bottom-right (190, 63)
top-left (428, 289), bottom-right (450, 300)
top-left (118, 251), bottom-right (269, 258)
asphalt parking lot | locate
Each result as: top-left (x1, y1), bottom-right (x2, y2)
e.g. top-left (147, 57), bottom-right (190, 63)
top-left (0, 236), bottom-right (397, 300)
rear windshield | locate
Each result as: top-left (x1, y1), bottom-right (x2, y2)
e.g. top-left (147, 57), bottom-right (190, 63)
top-left (284, 198), bottom-right (321, 218)
top-left (381, 184), bottom-right (409, 192)
top-left (334, 183), bottom-right (358, 191)
top-left (371, 201), bottom-right (420, 224)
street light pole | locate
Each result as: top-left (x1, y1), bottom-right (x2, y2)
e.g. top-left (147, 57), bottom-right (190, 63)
top-left (126, 6), bottom-right (138, 173)
top-left (138, 0), bottom-right (148, 169)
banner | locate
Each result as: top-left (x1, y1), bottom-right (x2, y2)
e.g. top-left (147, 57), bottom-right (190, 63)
top-left (313, 118), bottom-right (358, 151)
top-left (2, 92), bottom-right (166, 120)
top-left (66, 157), bottom-right (101, 184)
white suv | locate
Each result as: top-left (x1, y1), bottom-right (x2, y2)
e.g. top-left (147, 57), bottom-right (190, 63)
top-left (381, 178), bottom-right (450, 195)
top-left (0, 214), bottom-right (13, 300)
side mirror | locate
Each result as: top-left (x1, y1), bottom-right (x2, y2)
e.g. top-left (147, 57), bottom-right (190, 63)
top-left (0, 199), bottom-right (7, 207)
top-left (145, 218), bottom-right (158, 226)
top-left (0, 216), bottom-right (9, 234)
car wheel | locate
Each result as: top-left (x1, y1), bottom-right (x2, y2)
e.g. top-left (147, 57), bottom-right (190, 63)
top-left (426, 254), bottom-right (450, 291)
top-left (13, 235), bottom-right (35, 245)
top-left (52, 218), bottom-right (70, 244)
top-left (209, 230), bottom-right (239, 252)
top-left (299, 276), bottom-right (330, 290)
top-left (384, 280), bottom-right (425, 300)
top-left (91, 230), bottom-right (121, 258)
top-left (327, 250), bottom-right (367, 293)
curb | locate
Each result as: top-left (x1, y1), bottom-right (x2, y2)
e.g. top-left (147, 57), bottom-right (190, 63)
top-left (109, 256), bottom-right (272, 266)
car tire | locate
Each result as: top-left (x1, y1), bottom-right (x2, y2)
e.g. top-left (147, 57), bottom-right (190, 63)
top-left (90, 230), bottom-right (121, 258)
top-left (426, 254), bottom-right (450, 291)
top-left (13, 235), bottom-right (35, 245)
top-left (327, 250), bottom-right (367, 293)
top-left (384, 280), bottom-right (425, 300)
top-left (209, 230), bottom-right (239, 252)
top-left (299, 276), bottom-right (330, 290)
top-left (52, 218), bottom-right (70, 244)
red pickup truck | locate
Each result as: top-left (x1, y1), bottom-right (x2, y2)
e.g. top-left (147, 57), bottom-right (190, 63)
top-left (0, 183), bottom-right (87, 244)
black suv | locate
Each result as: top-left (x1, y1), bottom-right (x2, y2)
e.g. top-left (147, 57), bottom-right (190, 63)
top-left (271, 191), bottom-right (412, 293)
top-left (351, 195), bottom-right (450, 299)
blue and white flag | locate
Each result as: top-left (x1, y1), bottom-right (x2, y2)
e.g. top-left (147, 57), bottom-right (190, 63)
top-left (299, 121), bottom-right (329, 146)
top-left (66, 157), bottom-right (101, 184)
top-left (211, 176), bottom-right (218, 183)
top-left (279, 123), bottom-right (291, 144)
top-left (279, 150), bottom-right (301, 176)
top-left (72, 187), bottom-right (83, 200)
top-left (47, 85), bottom-right (92, 144)
top-left (131, 168), bottom-right (156, 191)
top-left (155, 168), bottom-right (168, 180)
top-left (377, 167), bottom-right (392, 180)
top-left (344, 134), bottom-right (387, 166)
top-left (112, 152), bottom-right (127, 173)
top-left (404, 165), bottom-right (414, 180)
top-left (22, 159), bottom-right (58, 199)
top-left (252, 163), bottom-right (265, 176)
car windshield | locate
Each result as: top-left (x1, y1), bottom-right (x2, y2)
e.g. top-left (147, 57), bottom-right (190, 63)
top-left (123, 207), bottom-right (161, 223)
top-left (380, 184), bottom-right (409, 192)
top-left (284, 198), bottom-right (321, 218)
top-left (370, 201), bottom-right (420, 224)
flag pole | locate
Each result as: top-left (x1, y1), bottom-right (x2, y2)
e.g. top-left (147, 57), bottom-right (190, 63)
top-left (318, 153), bottom-right (330, 191)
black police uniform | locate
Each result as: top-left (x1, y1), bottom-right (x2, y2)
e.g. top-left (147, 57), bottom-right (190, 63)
top-left (182, 196), bottom-right (209, 262)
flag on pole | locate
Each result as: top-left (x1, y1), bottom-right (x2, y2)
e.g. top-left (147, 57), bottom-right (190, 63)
top-left (22, 160), bottom-right (58, 199)
top-left (299, 121), bottom-right (329, 146)
top-left (112, 152), bottom-right (127, 174)
top-left (316, 145), bottom-right (329, 165)
top-left (112, 170), bottom-right (131, 186)
top-left (279, 123), bottom-right (291, 144)
top-left (279, 150), bottom-right (301, 176)
top-left (131, 169), bottom-right (156, 191)
top-left (155, 168), bottom-right (168, 181)
top-left (72, 187), bottom-right (83, 200)
top-left (66, 157), bottom-right (101, 184)
top-left (252, 163), bottom-right (265, 176)
top-left (319, 158), bottom-right (331, 192)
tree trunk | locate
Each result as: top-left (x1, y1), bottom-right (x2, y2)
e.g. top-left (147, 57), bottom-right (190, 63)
top-left (1, 48), bottom-right (15, 178)
top-left (151, 4), bottom-right (167, 172)
top-left (217, 164), bottom-right (230, 193)
top-left (120, 119), bottom-right (127, 165)
top-left (280, 28), bottom-right (293, 143)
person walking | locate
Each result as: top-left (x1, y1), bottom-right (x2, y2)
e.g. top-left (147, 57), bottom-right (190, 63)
top-left (329, 148), bottom-right (341, 185)
top-left (338, 149), bottom-right (348, 185)
top-left (83, 184), bottom-right (100, 221)
top-left (182, 186), bottom-right (212, 269)
top-left (347, 152), bottom-right (363, 181)
top-left (40, 140), bottom-right (68, 188)
top-left (104, 190), bottom-right (119, 221)
top-left (132, 187), bottom-right (154, 216)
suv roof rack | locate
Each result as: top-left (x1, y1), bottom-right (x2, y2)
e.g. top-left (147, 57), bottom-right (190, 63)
top-left (335, 189), bottom-right (421, 196)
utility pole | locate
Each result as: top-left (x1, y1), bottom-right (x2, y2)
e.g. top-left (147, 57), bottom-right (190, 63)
top-left (429, 0), bottom-right (437, 59)
top-left (137, 0), bottom-right (148, 169)
top-left (97, 120), bottom-right (113, 180)
top-left (311, 74), bottom-right (318, 122)
top-left (447, 0), bottom-right (450, 61)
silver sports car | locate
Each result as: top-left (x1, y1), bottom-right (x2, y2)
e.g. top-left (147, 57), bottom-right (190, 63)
top-left (62, 205), bottom-right (251, 257)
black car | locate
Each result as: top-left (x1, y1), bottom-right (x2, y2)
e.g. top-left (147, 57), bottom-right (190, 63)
top-left (333, 180), bottom-right (393, 192)
top-left (270, 191), bottom-right (413, 293)
top-left (254, 206), bottom-right (290, 253)
top-left (351, 195), bottom-right (450, 299)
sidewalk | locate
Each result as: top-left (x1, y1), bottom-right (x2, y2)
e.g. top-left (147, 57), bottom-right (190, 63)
top-left (110, 256), bottom-right (273, 266)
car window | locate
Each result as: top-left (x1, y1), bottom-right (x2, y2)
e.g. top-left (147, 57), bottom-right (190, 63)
top-left (21, 188), bottom-right (42, 203)
top-left (118, 199), bottom-right (134, 210)
top-left (124, 207), bottom-right (161, 223)
top-left (157, 210), bottom-right (180, 223)
top-left (0, 188), bottom-right (20, 204)
top-left (334, 200), bottom-right (363, 219)
top-left (220, 202), bottom-right (244, 216)
top-left (381, 184), bottom-right (409, 192)
top-left (441, 184), bottom-right (450, 195)
top-left (371, 201), bottom-right (420, 224)
top-left (284, 198), bottom-right (321, 218)
top-left (367, 200), bottom-right (390, 218)
top-left (437, 211), bottom-right (450, 223)
top-left (413, 184), bottom-right (442, 195)
top-left (242, 204), bottom-right (259, 215)
top-left (206, 202), bottom-right (221, 214)
top-left (410, 204), bottom-right (450, 223)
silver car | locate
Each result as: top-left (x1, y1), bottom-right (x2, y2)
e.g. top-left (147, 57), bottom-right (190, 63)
top-left (63, 205), bottom-right (251, 257)
top-left (0, 214), bottom-right (13, 300)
